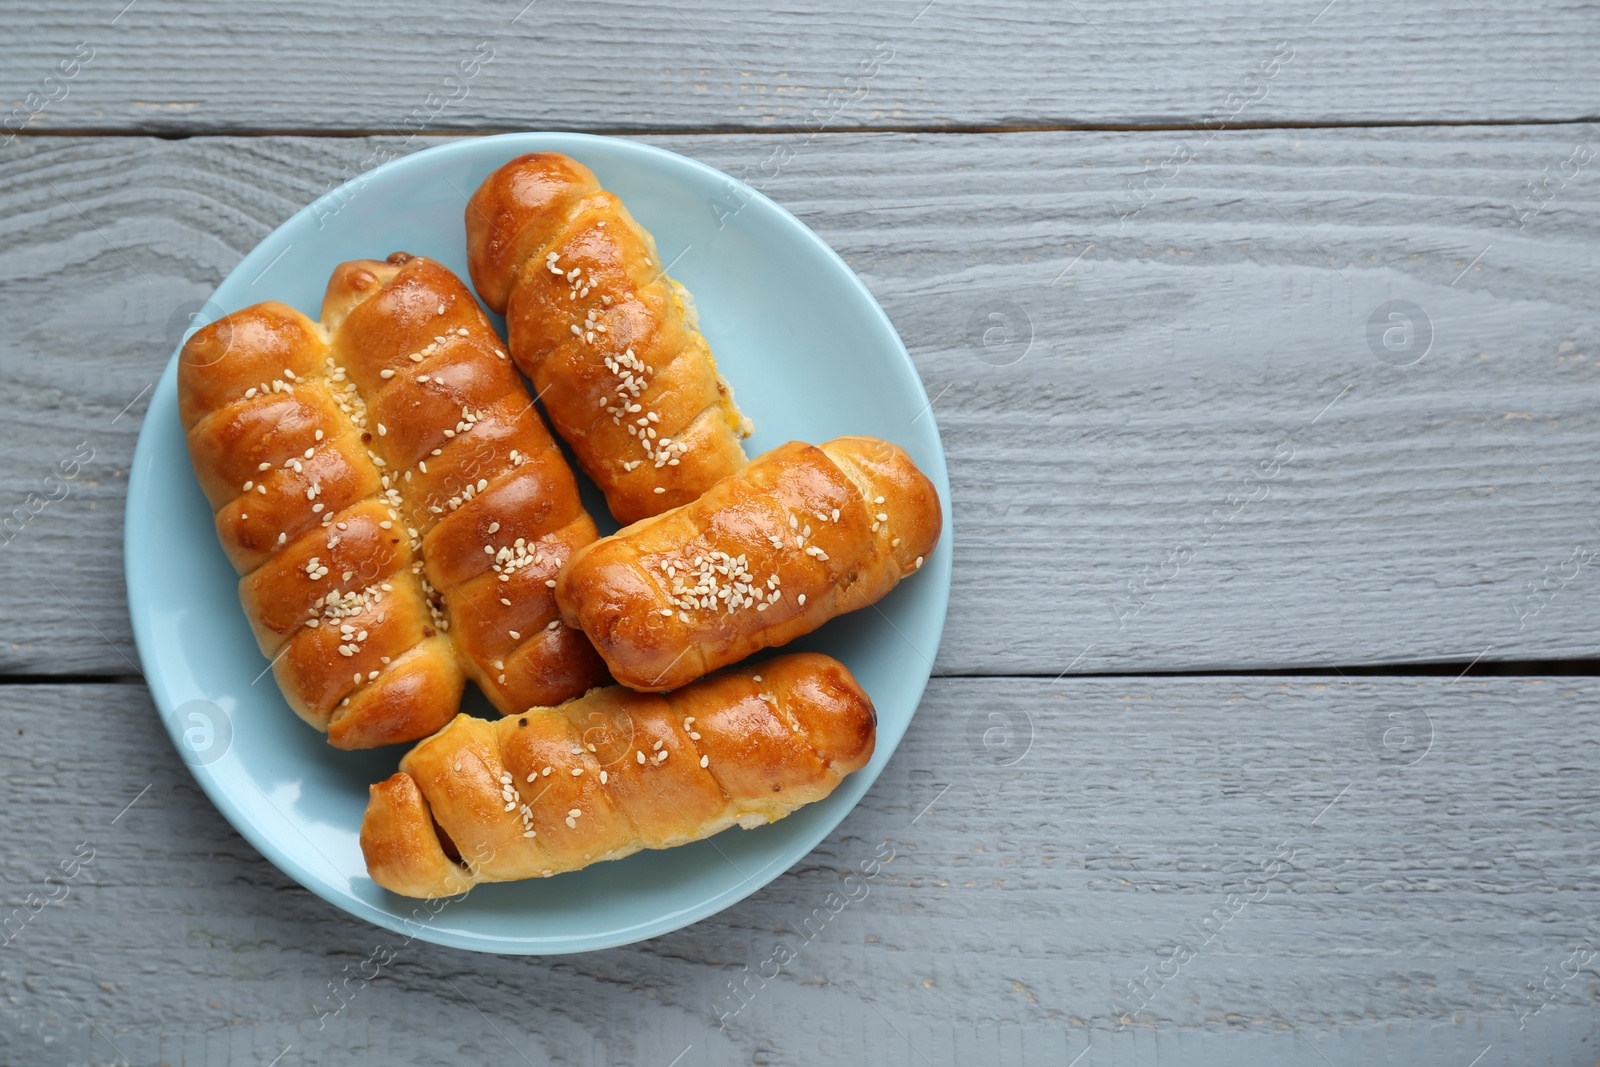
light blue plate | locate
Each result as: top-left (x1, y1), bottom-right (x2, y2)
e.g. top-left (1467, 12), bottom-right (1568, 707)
top-left (124, 133), bottom-right (951, 954)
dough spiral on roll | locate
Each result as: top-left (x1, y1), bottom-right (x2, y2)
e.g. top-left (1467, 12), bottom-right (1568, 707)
top-left (178, 254), bottom-right (607, 747)
top-left (322, 254), bottom-right (608, 715)
top-left (554, 436), bottom-right (942, 692)
top-left (466, 152), bottom-right (751, 525)
top-left (361, 652), bottom-right (876, 898)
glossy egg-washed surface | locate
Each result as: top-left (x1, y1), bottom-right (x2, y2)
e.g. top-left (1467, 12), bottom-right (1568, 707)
top-left (557, 436), bottom-right (942, 691)
top-left (468, 152), bottom-right (750, 524)
top-left (178, 254), bottom-right (607, 747)
top-left (362, 651), bottom-right (875, 898)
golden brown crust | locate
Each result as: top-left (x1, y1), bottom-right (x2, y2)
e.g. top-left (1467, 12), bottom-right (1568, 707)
top-left (178, 256), bottom-right (608, 748)
top-left (362, 773), bottom-right (477, 898)
top-left (319, 255), bottom-right (609, 714)
top-left (180, 302), bottom-right (466, 745)
top-left (466, 152), bottom-right (750, 524)
top-left (360, 653), bottom-right (876, 898)
top-left (553, 436), bottom-right (942, 691)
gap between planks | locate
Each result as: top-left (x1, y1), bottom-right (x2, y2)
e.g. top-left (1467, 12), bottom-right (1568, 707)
top-left (6, 115), bottom-right (1600, 141)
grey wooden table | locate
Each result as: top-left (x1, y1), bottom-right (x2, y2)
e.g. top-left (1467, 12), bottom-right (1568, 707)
top-left (4, 2), bottom-right (1599, 1065)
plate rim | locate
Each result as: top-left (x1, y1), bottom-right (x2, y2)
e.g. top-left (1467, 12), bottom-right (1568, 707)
top-left (124, 131), bottom-right (951, 954)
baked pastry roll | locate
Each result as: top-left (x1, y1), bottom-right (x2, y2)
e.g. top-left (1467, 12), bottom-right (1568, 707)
top-left (554, 436), bottom-right (942, 692)
top-left (361, 652), bottom-right (875, 897)
top-left (179, 254), bottom-right (606, 747)
top-left (465, 152), bottom-right (751, 524)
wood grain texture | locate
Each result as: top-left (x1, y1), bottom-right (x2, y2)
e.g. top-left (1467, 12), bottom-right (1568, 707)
top-left (0, 676), bottom-right (1593, 1065)
top-left (2, 130), bottom-right (1598, 676)
top-left (4, 0), bottom-right (1600, 134)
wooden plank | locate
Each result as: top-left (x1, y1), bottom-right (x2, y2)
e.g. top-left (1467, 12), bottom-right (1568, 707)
top-left (3, 0), bottom-right (1598, 135)
top-left (1, 129), bottom-right (1598, 676)
top-left (1, 675), bottom-right (1595, 1064)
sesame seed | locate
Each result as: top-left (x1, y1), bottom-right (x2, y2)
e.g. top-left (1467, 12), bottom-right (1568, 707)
top-left (379, 369), bottom-right (395, 379)
top-left (508, 630), bottom-right (521, 640)
top-left (653, 487), bottom-right (665, 494)
top-left (637, 751), bottom-right (646, 764)
top-left (599, 770), bottom-right (608, 784)
top-left (571, 767), bottom-right (583, 776)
